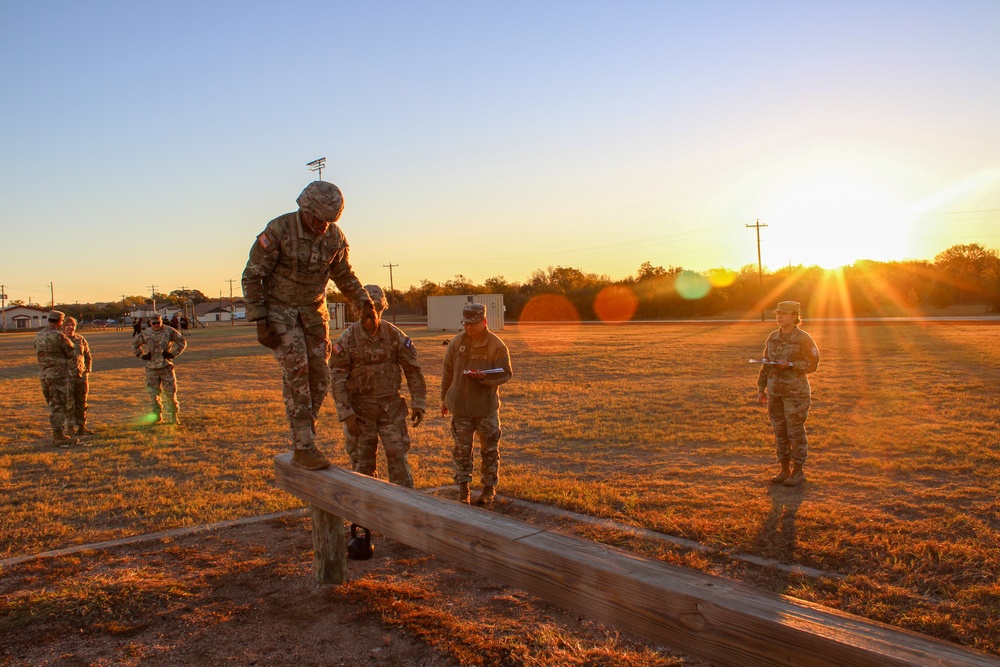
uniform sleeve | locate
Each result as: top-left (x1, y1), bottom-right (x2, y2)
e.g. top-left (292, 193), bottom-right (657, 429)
top-left (61, 333), bottom-right (74, 359)
top-left (131, 332), bottom-right (144, 357)
top-left (241, 224), bottom-right (282, 322)
top-left (327, 245), bottom-right (372, 311)
top-left (479, 338), bottom-right (512, 387)
top-left (82, 338), bottom-right (93, 372)
top-left (756, 338), bottom-right (770, 391)
top-left (170, 329), bottom-right (188, 357)
top-left (395, 329), bottom-right (427, 411)
top-left (440, 337), bottom-right (457, 401)
top-left (328, 331), bottom-right (355, 420)
top-left (799, 333), bottom-right (820, 374)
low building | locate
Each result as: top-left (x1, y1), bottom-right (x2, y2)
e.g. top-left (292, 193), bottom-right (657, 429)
top-left (194, 299), bottom-right (248, 324)
top-left (426, 294), bottom-right (505, 331)
top-left (0, 305), bottom-right (52, 331)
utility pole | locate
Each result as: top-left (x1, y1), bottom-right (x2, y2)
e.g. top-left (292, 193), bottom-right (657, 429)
top-left (122, 294), bottom-right (128, 331)
top-left (49, 282), bottom-right (55, 308)
top-left (383, 262), bottom-right (398, 324)
top-left (307, 157), bottom-right (327, 181)
top-left (226, 279), bottom-right (238, 325)
top-left (148, 284), bottom-right (157, 315)
top-left (1, 284), bottom-right (7, 332)
top-left (746, 219), bottom-right (768, 321)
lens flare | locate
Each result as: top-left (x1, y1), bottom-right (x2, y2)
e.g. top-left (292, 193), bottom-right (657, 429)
top-left (519, 294), bottom-right (580, 353)
top-left (593, 285), bottom-right (638, 322)
top-left (520, 294), bottom-right (580, 322)
top-left (675, 271), bottom-right (711, 300)
top-left (706, 268), bottom-right (736, 288)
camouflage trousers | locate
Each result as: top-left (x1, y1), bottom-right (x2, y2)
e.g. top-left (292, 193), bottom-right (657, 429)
top-left (343, 395), bottom-right (414, 488)
top-left (65, 375), bottom-right (90, 427)
top-left (146, 367), bottom-right (179, 417)
top-left (768, 394), bottom-right (810, 464)
top-left (450, 412), bottom-right (502, 486)
top-left (40, 376), bottom-right (69, 432)
top-left (270, 320), bottom-right (330, 449)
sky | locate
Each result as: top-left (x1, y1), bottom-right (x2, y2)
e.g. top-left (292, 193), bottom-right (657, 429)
top-left (2, 1), bottom-right (999, 306)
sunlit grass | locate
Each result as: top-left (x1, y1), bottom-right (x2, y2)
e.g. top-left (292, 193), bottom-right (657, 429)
top-left (2, 320), bottom-right (1000, 653)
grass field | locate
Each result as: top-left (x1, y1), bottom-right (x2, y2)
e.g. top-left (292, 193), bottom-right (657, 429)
top-left (2, 320), bottom-right (1000, 656)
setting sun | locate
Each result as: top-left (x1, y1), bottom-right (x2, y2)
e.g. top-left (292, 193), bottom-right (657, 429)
top-left (766, 168), bottom-right (916, 269)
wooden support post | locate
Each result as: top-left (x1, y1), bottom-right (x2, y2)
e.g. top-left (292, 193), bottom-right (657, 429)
top-left (310, 505), bottom-right (347, 584)
top-left (275, 453), bottom-right (1000, 667)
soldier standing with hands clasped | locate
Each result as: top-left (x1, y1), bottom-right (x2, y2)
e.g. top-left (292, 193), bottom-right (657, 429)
top-left (441, 303), bottom-right (512, 505)
top-left (63, 316), bottom-right (95, 435)
top-left (242, 181), bottom-right (374, 471)
top-left (756, 301), bottom-right (820, 487)
top-left (132, 314), bottom-right (187, 425)
top-left (34, 310), bottom-right (76, 446)
top-left (329, 284), bottom-right (426, 488)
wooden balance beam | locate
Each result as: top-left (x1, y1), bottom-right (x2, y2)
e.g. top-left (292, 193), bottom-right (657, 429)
top-left (274, 453), bottom-right (999, 667)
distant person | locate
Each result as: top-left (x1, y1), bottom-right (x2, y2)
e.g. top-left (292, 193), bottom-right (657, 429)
top-left (441, 303), bottom-right (512, 505)
top-left (329, 284), bottom-right (426, 487)
top-left (132, 317), bottom-right (142, 337)
top-left (63, 317), bottom-right (95, 435)
top-left (170, 313), bottom-right (180, 329)
top-left (241, 181), bottom-right (374, 470)
top-left (756, 301), bottom-right (820, 487)
top-left (179, 315), bottom-right (189, 332)
top-left (132, 314), bottom-right (187, 425)
top-left (33, 310), bottom-right (76, 446)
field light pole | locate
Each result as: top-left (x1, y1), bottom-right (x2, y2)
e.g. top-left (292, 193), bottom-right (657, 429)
top-left (746, 219), bottom-right (768, 321)
top-left (307, 157), bottom-right (326, 181)
top-left (383, 262), bottom-right (397, 324)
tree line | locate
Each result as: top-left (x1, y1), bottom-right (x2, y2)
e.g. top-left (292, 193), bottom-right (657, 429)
top-left (355, 242), bottom-right (1000, 320)
top-left (21, 243), bottom-right (1000, 323)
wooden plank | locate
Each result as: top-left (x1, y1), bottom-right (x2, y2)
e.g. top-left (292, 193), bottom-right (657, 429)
top-left (274, 453), bottom-right (1000, 667)
top-left (310, 505), bottom-right (346, 584)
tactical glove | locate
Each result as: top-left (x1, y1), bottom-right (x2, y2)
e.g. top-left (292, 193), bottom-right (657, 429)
top-left (141, 353), bottom-right (152, 361)
top-left (256, 320), bottom-right (281, 350)
top-left (410, 407), bottom-right (425, 427)
top-left (162, 351), bottom-right (174, 360)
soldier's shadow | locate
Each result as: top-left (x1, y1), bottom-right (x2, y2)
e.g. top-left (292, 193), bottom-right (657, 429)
top-left (752, 485), bottom-right (804, 565)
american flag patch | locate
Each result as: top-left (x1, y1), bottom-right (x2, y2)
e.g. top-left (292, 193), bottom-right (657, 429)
top-left (258, 232), bottom-right (275, 251)
top-left (332, 343), bottom-right (343, 355)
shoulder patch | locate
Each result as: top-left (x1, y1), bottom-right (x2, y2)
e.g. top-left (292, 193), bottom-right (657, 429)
top-left (404, 337), bottom-right (415, 353)
top-left (332, 342), bottom-right (344, 356)
top-left (811, 346), bottom-right (819, 357)
top-left (257, 231), bottom-right (276, 252)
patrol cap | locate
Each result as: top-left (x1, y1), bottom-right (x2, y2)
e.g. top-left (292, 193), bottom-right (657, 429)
top-left (461, 303), bottom-right (486, 324)
top-left (363, 284), bottom-right (388, 312)
top-left (774, 301), bottom-right (801, 314)
top-left (297, 181), bottom-right (344, 222)
top-left (150, 315), bottom-right (163, 324)
top-left (47, 309), bottom-right (65, 322)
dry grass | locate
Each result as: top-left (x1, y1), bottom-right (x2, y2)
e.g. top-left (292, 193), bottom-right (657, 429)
top-left (2, 320), bottom-right (1000, 657)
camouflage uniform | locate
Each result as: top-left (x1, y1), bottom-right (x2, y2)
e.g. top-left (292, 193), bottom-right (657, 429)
top-left (756, 324), bottom-right (820, 465)
top-left (34, 316), bottom-right (74, 434)
top-left (65, 331), bottom-right (93, 429)
top-left (330, 317), bottom-right (426, 487)
top-left (132, 322), bottom-right (187, 419)
top-left (241, 183), bottom-right (370, 452)
top-left (441, 311), bottom-right (512, 486)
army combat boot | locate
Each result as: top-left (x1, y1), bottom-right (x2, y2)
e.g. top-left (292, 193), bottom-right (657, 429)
top-left (166, 413), bottom-right (181, 426)
top-left (52, 430), bottom-right (74, 447)
top-left (457, 483), bottom-right (471, 504)
top-left (475, 486), bottom-right (496, 506)
top-left (291, 445), bottom-right (331, 471)
top-left (770, 459), bottom-right (791, 484)
top-left (77, 421), bottom-right (95, 435)
top-left (783, 463), bottom-right (806, 487)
